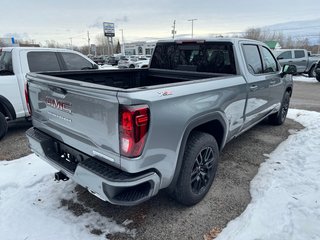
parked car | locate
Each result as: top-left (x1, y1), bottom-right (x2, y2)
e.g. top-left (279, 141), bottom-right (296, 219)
top-left (105, 56), bottom-right (117, 66)
top-left (273, 49), bottom-right (320, 77)
top-left (315, 60), bottom-right (320, 82)
top-left (92, 56), bottom-right (106, 65)
top-left (0, 47), bottom-right (98, 140)
top-left (118, 56), bottom-right (150, 68)
top-left (135, 58), bottom-right (150, 68)
top-left (26, 38), bottom-right (296, 206)
top-left (118, 56), bottom-right (139, 68)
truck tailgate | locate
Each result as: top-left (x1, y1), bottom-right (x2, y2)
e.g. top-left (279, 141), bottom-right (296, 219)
top-left (27, 73), bottom-right (121, 166)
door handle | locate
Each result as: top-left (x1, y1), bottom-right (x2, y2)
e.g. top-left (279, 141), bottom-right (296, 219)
top-left (270, 80), bottom-right (276, 85)
top-left (250, 85), bottom-right (258, 91)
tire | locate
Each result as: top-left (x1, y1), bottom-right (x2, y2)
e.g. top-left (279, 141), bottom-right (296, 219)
top-left (269, 91), bottom-right (291, 125)
top-left (0, 112), bottom-right (8, 140)
top-left (316, 74), bottom-right (320, 82)
top-left (129, 64), bottom-right (135, 68)
top-left (308, 65), bottom-right (316, 78)
top-left (171, 131), bottom-right (219, 206)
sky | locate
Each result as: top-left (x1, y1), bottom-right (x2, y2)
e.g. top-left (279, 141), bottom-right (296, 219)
top-left (1, 0), bottom-right (320, 46)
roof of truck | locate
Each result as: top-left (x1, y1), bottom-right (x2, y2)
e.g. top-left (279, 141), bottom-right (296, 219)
top-left (1, 47), bottom-right (78, 53)
top-left (157, 38), bottom-right (265, 45)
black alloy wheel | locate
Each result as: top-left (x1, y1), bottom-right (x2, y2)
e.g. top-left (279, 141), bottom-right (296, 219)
top-left (191, 146), bottom-right (215, 195)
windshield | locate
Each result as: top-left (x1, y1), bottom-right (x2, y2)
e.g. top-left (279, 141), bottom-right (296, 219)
top-left (0, 51), bottom-right (14, 75)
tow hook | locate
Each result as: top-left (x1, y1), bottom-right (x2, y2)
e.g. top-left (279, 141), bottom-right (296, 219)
top-left (54, 172), bottom-right (69, 181)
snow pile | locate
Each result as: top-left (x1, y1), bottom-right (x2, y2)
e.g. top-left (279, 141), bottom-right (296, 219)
top-left (216, 109), bottom-right (320, 240)
top-left (0, 155), bottom-right (133, 240)
top-left (293, 75), bottom-right (318, 83)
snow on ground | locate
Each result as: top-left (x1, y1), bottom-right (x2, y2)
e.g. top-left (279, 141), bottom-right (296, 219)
top-left (0, 155), bottom-right (134, 240)
top-left (293, 75), bottom-right (318, 83)
top-left (216, 109), bottom-right (320, 240)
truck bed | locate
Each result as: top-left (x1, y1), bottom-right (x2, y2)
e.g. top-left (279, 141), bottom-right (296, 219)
top-left (34, 68), bottom-right (233, 90)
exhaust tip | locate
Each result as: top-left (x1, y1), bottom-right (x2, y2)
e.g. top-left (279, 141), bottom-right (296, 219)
top-left (54, 172), bottom-right (69, 181)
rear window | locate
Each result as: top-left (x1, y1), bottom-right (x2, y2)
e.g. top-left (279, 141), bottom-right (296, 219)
top-left (61, 52), bottom-right (93, 70)
top-left (27, 52), bottom-right (61, 72)
top-left (294, 50), bottom-right (305, 59)
top-left (150, 42), bottom-right (236, 74)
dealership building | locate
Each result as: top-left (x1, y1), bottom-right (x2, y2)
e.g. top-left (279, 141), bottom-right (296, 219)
top-left (124, 41), bottom-right (157, 56)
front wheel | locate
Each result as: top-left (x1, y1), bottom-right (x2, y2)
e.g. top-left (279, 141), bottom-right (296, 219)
top-left (172, 131), bottom-right (219, 206)
top-left (0, 112), bottom-right (8, 140)
top-left (269, 91), bottom-right (291, 125)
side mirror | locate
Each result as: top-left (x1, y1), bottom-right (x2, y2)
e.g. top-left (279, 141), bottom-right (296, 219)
top-left (277, 56), bottom-right (283, 60)
top-left (281, 64), bottom-right (297, 77)
top-left (92, 64), bottom-right (99, 69)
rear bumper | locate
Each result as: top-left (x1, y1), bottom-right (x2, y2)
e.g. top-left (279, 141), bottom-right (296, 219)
top-left (26, 127), bottom-right (161, 206)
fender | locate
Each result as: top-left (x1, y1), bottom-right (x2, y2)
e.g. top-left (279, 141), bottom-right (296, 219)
top-left (167, 111), bottom-right (228, 192)
top-left (0, 95), bottom-right (16, 120)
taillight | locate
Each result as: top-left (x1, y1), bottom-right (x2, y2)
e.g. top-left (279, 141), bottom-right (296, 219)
top-left (119, 105), bottom-right (150, 158)
top-left (24, 81), bottom-right (32, 115)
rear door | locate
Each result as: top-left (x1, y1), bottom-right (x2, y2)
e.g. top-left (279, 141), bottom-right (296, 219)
top-left (293, 50), bottom-right (308, 72)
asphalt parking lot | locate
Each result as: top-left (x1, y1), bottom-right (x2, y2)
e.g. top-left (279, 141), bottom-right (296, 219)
top-left (0, 80), bottom-right (318, 239)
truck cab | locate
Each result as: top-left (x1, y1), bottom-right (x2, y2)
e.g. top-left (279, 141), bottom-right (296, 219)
top-left (0, 47), bottom-right (98, 140)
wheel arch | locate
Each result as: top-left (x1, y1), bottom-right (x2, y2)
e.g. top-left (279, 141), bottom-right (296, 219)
top-left (167, 112), bottom-right (227, 191)
top-left (0, 95), bottom-right (16, 120)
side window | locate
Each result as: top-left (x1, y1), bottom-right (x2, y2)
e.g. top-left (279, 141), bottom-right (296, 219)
top-left (261, 47), bottom-right (278, 73)
top-left (294, 50), bottom-right (305, 59)
top-left (27, 52), bottom-right (61, 72)
top-left (242, 45), bottom-right (263, 74)
top-left (278, 51), bottom-right (292, 60)
top-left (0, 51), bottom-right (14, 75)
top-left (61, 52), bottom-right (93, 70)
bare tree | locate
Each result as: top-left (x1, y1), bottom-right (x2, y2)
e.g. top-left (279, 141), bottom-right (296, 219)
top-left (243, 28), bottom-right (263, 40)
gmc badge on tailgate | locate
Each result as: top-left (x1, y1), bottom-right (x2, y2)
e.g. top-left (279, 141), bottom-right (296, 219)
top-left (45, 97), bottom-right (72, 114)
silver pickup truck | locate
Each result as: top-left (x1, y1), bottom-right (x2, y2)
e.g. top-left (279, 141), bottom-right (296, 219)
top-left (26, 38), bottom-right (295, 206)
top-left (273, 48), bottom-right (319, 77)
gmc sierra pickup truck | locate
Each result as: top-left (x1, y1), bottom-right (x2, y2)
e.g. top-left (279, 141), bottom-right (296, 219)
top-left (274, 48), bottom-right (319, 77)
top-left (0, 47), bottom-right (98, 140)
top-left (26, 38), bottom-right (296, 206)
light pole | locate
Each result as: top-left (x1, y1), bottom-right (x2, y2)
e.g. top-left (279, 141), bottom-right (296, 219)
top-left (119, 29), bottom-right (125, 55)
top-left (69, 37), bottom-right (73, 50)
top-left (172, 20), bottom-right (176, 39)
top-left (87, 31), bottom-right (90, 55)
top-left (188, 19), bottom-right (197, 38)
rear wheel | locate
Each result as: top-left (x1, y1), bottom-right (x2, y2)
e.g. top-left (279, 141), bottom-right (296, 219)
top-left (0, 112), bottom-right (8, 140)
top-left (172, 131), bottom-right (219, 206)
top-left (269, 91), bottom-right (291, 125)
top-left (308, 65), bottom-right (316, 78)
